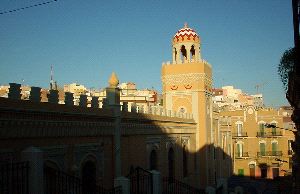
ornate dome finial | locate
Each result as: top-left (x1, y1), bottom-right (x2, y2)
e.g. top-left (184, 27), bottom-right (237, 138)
top-left (108, 72), bottom-right (119, 87)
top-left (184, 22), bottom-right (188, 28)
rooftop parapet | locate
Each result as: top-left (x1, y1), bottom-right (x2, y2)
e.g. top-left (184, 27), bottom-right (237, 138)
top-left (162, 59), bottom-right (211, 68)
top-left (3, 82), bottom-right (194, 121)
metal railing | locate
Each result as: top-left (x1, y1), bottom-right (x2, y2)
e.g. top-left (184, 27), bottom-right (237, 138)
top-left (257, 131), bottom-right (282, 137)
top-left (235, 152), bottom-right (249, 158)
top-left (0, 161), bottom-right (29, 194)
top-left (127, 167), bottom-right (153, 194)
top-left (44, 168), bottom-right (122, 194)
top-left (257, 151), bottom-right (283, 157)
top-left (162, 177), bottom-right (205, 194)
top-left (269, 131), bottom-right (283, 136)
top-left (257, 132), bottom-right (267, 137)
top-left (232, 132), bottom-right (248, 137)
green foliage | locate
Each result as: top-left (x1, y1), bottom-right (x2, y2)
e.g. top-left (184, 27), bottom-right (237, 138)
top-left (278, 48), bottom-right (295, 91)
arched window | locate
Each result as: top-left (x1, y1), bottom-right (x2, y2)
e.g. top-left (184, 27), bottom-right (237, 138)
top-left (180, 45), bottom-right (187, 63)
top-left (183, 145), bottom-right (188, 177)
top-left (82, 160), bottom-right (96, 194)
top-left (168, 148), bottom-right (175, 178)
top-left (190, 45), bottom-right (195, 61)
top-left (150, 149), bottom-right (157, 170)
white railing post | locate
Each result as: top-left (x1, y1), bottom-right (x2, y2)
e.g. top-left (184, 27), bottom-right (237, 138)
top-left (151, 170), bottom-right (162, 194)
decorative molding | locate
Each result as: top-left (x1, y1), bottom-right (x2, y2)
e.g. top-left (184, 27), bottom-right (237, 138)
top-left (166, 137), bottom-right (177, 149)
top-left (42, 145), bottom-right (66, 170)
top-left (146, 137), bottom-right (161, 151)
top-left (162, 73), bottom-right (212, 86)
top-left (181, 136), bottom-right (190, 146)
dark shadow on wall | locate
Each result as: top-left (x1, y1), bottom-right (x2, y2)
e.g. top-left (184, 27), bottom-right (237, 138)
top-left (0, 96), bottom-right (294, 194)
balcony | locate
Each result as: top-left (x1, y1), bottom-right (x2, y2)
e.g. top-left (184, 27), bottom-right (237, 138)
top-left (235, 152), bottom-right (249, 159)
top-left (257, 151), bottom-right (283, 157)
top-left (269, 131), bottom-right (282, 136)
top-left (232, 132), bottom-right (248, 138)
top-left (256, 131), bottom-right (282, 137)
top-left (257, 132), bottom-right (267, 137)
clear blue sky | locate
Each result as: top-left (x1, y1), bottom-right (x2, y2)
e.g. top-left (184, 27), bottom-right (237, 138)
top-left (0, 0), bottom-right (294, 106)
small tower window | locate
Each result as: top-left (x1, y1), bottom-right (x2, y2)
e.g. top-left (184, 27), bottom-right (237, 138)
top-left (190, 45), bottom-right (195, 61)
top-left (180, 45), bottom-right (187, 63)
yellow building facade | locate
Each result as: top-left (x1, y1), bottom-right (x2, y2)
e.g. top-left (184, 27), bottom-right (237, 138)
top-left (162, 23), bottom-right (215, 187)
top-left (218, 106), bottom-right (295, 179)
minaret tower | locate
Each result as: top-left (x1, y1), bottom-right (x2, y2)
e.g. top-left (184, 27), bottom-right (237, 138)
top-left (161, 23), bottom-right (213, 188)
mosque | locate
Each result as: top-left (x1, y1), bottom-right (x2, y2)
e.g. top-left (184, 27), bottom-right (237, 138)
top-left (2, 23), bottom-right (293, 194)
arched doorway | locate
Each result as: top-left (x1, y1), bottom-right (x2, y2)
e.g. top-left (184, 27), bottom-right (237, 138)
top-left (168, 148), bottom-right (175, 178)
top-left (150, 149), bottom-right (157, 170)
top-left (82, 160), bottom-right (96, 193)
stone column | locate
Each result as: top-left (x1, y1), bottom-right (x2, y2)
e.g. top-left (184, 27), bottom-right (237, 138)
top-left (172, 47), bottom-right (176, 64)
top-left (176, 46), bottom-right (181, 63)
top-left (8, 83), bottom-right (22, 100)
top-left (21, 147), bottom-right (44, 194)
top-left (114, 177), bottom-right (130, 194)
top-left (151, 170), bottom-right (162, 194)
top-left (48, 89), bottom-right (59, 104)
top-left (186, 46), bottom-right (191, 63)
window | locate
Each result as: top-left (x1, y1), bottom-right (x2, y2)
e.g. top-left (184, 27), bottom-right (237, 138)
top-left (259, 123), bottom-right (265, 136)
top-left (272, 142), bottom-right (278, 156)
top-left (271, 123), bottom-right (277, 135)
top-left (237, 143), bottom-right (243, 157)
top-left (237, 123), bottom-right (243, 136)
top-left (260, 143), bottom-right (266, 156)
top-left (288, 140), bottom-right (293, 155)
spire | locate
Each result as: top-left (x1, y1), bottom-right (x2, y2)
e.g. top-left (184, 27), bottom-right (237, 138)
top-left (50, 65), bottom-right (57, 90)
top-left (108, 72), bottom-right (119, 87)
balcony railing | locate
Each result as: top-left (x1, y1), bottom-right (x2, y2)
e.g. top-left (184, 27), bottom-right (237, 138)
top-left (269, 131), bottom-right (283, 136)
top-left (257, 131), bottom-right (283, 137)
top-left (257, 132), bottom-right (267, 137)
top-left (235, 152), bottom-right (249, 158)
top-left (232, 132), bottom-right (248, 138)
top-left (257, 151), bottom-right (283, 157)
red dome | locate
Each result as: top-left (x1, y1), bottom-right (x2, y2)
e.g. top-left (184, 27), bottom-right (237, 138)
top-left (173, 23), bottom-right (199, 41)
